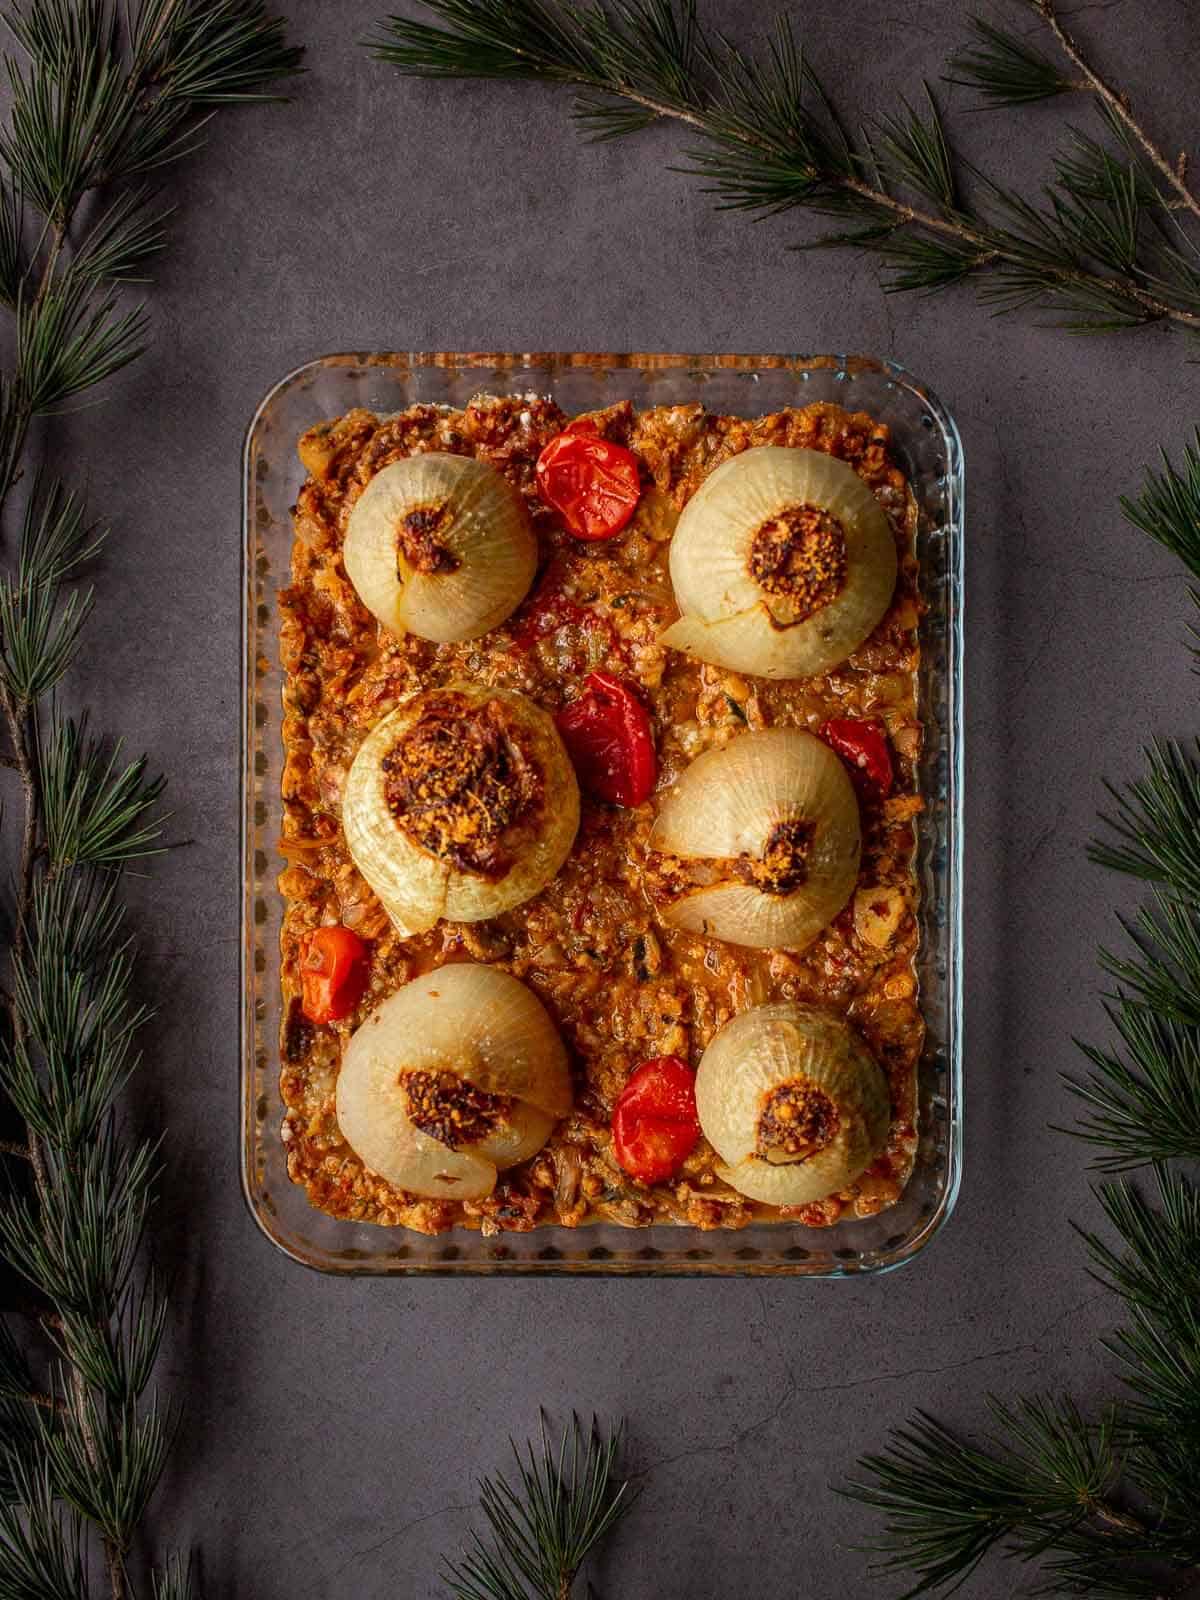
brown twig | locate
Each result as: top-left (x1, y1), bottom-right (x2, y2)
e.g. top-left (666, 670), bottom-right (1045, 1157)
top-left (24, 1388), bottom-right (67, 1416)
top-left (605, 82), bottom-right (1200, 330)
top-left (1032, 0), bottom-right (1200, 224)
top-left (1092, 1497), bottom-right (1147, 1538)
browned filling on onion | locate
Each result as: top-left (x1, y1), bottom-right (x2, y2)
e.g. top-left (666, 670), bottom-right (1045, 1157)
top-left (381, 692), bottom-right (544, 878)
top-left (397, 502), bottom-right (460, 575)
top-left (755, 1079), bottom-right (840, 1164)
top-left (749, 504), bottom-right (847, 621)
top-left (400, 1068), bottom-right (514, 1150)
top-left (734, 817), bottom-right (816, 897)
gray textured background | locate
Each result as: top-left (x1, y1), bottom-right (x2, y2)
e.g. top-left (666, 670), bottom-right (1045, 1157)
top-left (52, 0), bottom-right (1200, 1594)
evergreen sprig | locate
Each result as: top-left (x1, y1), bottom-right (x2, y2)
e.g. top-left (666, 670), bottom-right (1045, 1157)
top-left (842, 1397), bottom-right (1132, 1598)
top-left (1120, 432), bottom-right (1200, 583)
top-left (369, 0), bottom-right (1200, 333)
top-left (844, 1182), bottom-right (1200, 1597)
top-left (843, 412), bottom-right (1200, 1589)
top-left (0, 3), bottom-right (301, 1599)
top-left (444, 1416), bottom-right (632, 1600)
top-left (947, 15), bottom-right (1078, 107)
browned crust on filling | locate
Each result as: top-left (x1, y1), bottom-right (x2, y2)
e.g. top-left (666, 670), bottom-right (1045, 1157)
top-left (278, 396), bottom-right (923, 1236)
top-left (401, 1068), bottom-right (513, 1149)
top-left (750, 505), bottom-right (847, 622)
top-left (381, 692), bottom-right (543, 879)
top-left (756, 1080), bottom-right (839, 1163)
top-left (734, 818), bottom-right (816, 897)
top-left (398, 503), bottom-right (460, 575)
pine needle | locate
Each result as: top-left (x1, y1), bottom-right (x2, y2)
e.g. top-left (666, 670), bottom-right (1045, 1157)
top-left (39, 713), bottom-right (167, 869)
top-left (947, 16), bottom-right (1077, 106)
top-left (1119, 430), bottom-right (1200, 582)
top-left (842, 1397), bottom-right (1126, 1599)
top-left (444, 1415), bottom-right (633, 1600)
top-left (1090, 742), bottom-right (1200, 898)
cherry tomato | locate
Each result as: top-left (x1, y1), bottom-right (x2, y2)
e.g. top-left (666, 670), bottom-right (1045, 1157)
top-left (612, 1056), bottom-right (700, 1184)
top-left (556, 672), bottom-right (656, 807)
top-left (301, 925), bottom-right (369, 1024)
top-left (535, 423), bottom-right (642, 540)
top-left (818, 717), bottom-right (894, 798)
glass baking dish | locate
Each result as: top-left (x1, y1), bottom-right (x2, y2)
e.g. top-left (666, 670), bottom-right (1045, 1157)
top-left (240, 351), bottom-right (964, 1277)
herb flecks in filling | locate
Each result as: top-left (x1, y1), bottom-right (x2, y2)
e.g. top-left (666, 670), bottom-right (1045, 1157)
top-left (397, 502), bottom-right (460, 576)
top-left (381, 693), bottom-right (543, 878)
top-left (401, 1068), bottom-right (513, 1150)
top-left (736, 818), bottom-right (816, 896)
top-left (749, 504), bottom-right (847, 622)
top-left (756, 1079), bottom-right (839, 1165)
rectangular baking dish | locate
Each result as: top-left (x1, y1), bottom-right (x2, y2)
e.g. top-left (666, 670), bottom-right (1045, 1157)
top-left (241, 351), bottom-right (964, 1276)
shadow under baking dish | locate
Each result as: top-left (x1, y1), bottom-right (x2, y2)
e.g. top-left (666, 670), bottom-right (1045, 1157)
top-left (240, 351), bottom-right (964, 1277)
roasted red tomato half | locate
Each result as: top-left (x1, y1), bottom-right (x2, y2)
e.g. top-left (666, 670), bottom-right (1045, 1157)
top-left (818, 717), bottom-right (894, 799)
top-left (612, 1056), bottom-right (701, 1185)
top-left (301, 924), bottom-right (369, 1025)
top-left (535, 421), bottom-right (642, 540)
top-left (556, 671), bottom-right (656, 807)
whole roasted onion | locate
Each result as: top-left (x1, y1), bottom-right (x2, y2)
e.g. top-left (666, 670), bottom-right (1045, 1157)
top-left (660, 446), bottom-right (897, 678)
top-left (649, 728), bottom-right (860, 950)
top-left (336, 964), bottom-right (572, 1199)
top-left (695, 1002), bottom-right (889, 1205)
top-left (342, 684), bottom-right (579, 936)
top-left (343, 453), bottom-right (536, 643)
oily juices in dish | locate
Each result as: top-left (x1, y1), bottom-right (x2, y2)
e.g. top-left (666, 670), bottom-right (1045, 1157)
top-left (278, 395), bottom-right (923, 1235)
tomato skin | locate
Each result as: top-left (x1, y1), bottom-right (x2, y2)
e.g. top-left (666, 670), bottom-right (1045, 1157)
top-left (535, 425), bottom-right (642, 540)
top-left (818, 717), bottom-right (894, 798)
top-left (301, 925), bottom-right (369, 1024)
top-left (612, 1056), bottom-right (700, 1184)
top-left (556, 672), bottom-right (656, 807)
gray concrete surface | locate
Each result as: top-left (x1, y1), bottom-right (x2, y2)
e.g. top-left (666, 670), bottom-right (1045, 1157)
top-left (51, 0), bottom-right (1200, 1594)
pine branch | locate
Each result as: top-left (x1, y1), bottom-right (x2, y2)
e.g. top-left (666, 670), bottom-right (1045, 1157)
top-left (2, 872), bottom-right (148, 1150)
top-left (153, 1555), bottom-right (195, 1600)
top-left (0, 1127), bottom-right (157, 1315)
top-left (0, 1455), bottom-right (90, 1600)
top-left (39, 713), bottom-right (167, 871)
top-left (1100, 892), bottom-right (1200, 1030)
top-left (1119, 431), bottom-right (1200, 584)
top-left (369, 0), bottom-right (1200, 333)
top-left (841, 1397), bottom-right (1140, 1599)
top-left (444, 1416), bottom-right (632, 1600)
top-left (1089, 743), bottom-right (1200, 897)
top-left (48, 1382), bottom-right (172, 1551)
top-left (0, 5), bottom-right (303, 1599)
top-left (948, 15), bottom-right (1080, 106)
top-left (1083, 1171), bottom-right (1200, 1347)
top-left (1066, 1003), bottom-right (1200, 1168)
top-left (1030, 0), bottom-right (1200, 226)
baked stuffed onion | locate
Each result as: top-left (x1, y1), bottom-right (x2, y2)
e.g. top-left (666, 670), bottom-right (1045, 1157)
top-left (660, 446), bottom-right (897, 678)
top-left (649, 728), bottom-right (860, 950)
top-left (336, 964), bottom-right (572, 1199)
top-left (343, 684), bottom-right (579, 936)
top-left (343, 453), bottom-right (536, 643)
top-left (696, 1003), bottom-right (889, 1205)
